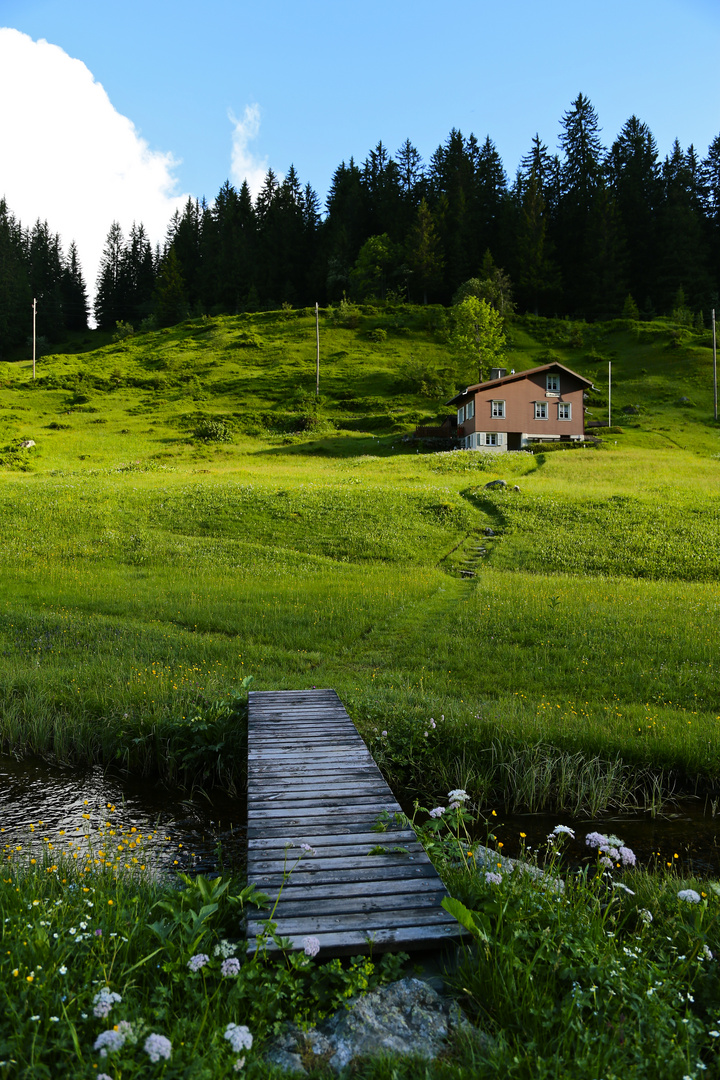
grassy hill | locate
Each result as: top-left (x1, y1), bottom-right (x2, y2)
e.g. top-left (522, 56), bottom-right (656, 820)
top-left (0, 306), bottom-right (719, 811)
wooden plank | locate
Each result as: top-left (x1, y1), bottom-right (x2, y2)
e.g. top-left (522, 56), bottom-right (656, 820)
top-left (247, 832), bottom-right (418, 851)
top-left (272, 877), bottom-right (449, 902)
top-left (249, 908), bottom-right (457, 936)
top-left (246, 689), bottom-right (463, 956)
top-left (248, 923), bottom-right (462, 957)
top-left (272, 892), bottom-right (448, 918)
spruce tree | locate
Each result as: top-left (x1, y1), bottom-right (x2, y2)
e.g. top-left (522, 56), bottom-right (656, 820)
top-left (95, 222), bottom-right (124, 329)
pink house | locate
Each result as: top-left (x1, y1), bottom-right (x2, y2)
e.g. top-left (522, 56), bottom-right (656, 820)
top-left (447, 362), bottom-right (593, 451)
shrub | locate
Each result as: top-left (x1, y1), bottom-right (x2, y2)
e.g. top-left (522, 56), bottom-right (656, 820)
top-left (112, 321), bottom-right (135, 342)
top-left (193, 418), bottom-right (234, 443)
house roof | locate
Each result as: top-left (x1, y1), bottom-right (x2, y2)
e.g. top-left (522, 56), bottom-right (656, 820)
top-left (445, 362), bottom-right (593, 407)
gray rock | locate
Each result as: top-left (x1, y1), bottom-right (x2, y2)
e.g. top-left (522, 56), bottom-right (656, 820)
top-left (621, 405), bottom-right (640, 415)
top-left (20, 439), bottom-right (36, 448)
top-left (483, 526), bottom-right (495, 536)
top-left (472, 844), bottom-right (564, 893)
top-left (513, 485), bottom-right (521, 492)
top-left (263, 977), bottom-right (475, 1075)
top-left (483, 479), bottom-right (506, 490)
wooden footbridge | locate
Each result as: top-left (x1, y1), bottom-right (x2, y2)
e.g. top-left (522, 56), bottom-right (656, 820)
top-left (246, 689), bottom-right (463, 956)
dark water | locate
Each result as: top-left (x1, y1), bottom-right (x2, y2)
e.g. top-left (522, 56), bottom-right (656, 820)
top-left (482, 806), bottom-right (720, 876)
top-left (2, 756), bottom-right (719, 878)
top-left (0, 755), bottom-right (246, 876)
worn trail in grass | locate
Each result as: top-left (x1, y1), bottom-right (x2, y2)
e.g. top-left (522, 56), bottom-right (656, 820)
top-left (1, 310), bottom-right (719, 809)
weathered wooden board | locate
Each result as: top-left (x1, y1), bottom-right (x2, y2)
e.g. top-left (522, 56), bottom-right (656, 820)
top-left (246, 688), bottom-right (462, 956)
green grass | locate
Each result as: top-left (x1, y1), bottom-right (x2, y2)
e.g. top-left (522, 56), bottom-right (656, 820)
top-left (0, 307), bottom-right (719, 811)
top-left (2, 307), bottom-right (720, 1076)
top-left (3, 793), bottom-right (720, 1078)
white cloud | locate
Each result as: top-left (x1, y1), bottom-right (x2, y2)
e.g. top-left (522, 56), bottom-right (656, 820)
top-left (0, 27), bottom-right (189, 309)
top-left (229, 104), bottom-right (271, 197)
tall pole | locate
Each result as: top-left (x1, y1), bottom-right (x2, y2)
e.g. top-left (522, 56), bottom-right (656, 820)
top-left (608, 360), bottom-right (611, 428)
top-left (315, 302), bottom-right (320, 398)
top-left (32, 297), bottom-right (37, 380)
top-left (713, 308), bottom-right (718, 423)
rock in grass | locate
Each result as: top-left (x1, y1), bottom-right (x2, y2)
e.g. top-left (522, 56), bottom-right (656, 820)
top-left (483, 479), bottom-right (506, 490)
top-left (264, 977), bottom-right (477, 1074)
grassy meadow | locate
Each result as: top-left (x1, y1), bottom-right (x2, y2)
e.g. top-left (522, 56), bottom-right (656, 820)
top-left (0, 305), bottom-right (719, 809)
top-left (2, 305), bottom-right (720, 1078)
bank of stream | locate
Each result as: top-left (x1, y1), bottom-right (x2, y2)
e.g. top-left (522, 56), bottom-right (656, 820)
top-left (2, 755), bottom-right (719, 881)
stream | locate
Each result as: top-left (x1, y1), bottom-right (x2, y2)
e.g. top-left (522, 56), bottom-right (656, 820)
top-left (1, 756), bottom-right (718, 878)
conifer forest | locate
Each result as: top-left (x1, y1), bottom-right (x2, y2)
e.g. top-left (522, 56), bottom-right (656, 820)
top-left (3, 93), bottom-right (720, 347)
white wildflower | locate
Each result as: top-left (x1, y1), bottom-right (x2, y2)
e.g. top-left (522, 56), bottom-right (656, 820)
top-left (213, 940), bottom-right (238, 959)
top-left (92, 987), bottom-right (122, 1019)
top-left (224, 1024), bottom-right (253, 1053)
top-left (144, 1033), bottom-right (172, 1062)
top-left (678, 889), bottom-right (702, 904)
top-left (187, 953), bottom-right (210, 972)
top-left (447, 789), bottom-right (469, 802)
top-left (302, 936), bottom-right (320, 957)
top-left (94, 1028), bottom-right (126, 1056)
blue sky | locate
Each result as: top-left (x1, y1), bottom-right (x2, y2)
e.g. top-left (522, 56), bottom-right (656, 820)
top-left (1, 0), bottom-right (720, 290)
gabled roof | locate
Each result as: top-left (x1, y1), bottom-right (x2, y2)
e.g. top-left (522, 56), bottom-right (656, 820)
top-left (446, 362), bottom-right (593, 407)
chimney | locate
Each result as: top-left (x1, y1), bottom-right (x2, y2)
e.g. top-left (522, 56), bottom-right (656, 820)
top-left (490, 367), bottom-right (507, 381)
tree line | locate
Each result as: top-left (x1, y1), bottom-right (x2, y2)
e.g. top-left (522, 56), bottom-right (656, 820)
top-left (3, 92), bottom-right (720, 348)
top-left (0, 199), bottom-right (88, 355)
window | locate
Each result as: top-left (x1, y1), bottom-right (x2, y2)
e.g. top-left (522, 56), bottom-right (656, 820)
top-left (457, 405), bottom-right (465, 424)
top-left (485, 432), bottom-right (498, 446)
top-left (465, 399), bottom-right (474, 420)
top-left (546, 374), bottom-right (560, 393)
top-left (491, 399), bottom-right (505, 418)
top-left (534, 402), bottom-right (548, 420)
top-left (558, 401), bottom-right (572, 420)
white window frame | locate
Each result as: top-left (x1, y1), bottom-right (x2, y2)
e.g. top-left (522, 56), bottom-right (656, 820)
top-left (457, 405), bottom-right (465, 424)
top-left (558, 401), bottom-right (572, 421)
top-left (491, 399), bottom-right (505, 418)
top-left (534, 401), bottom-right (548, 420)
top-left (546, 373), bottom-right (560, 393)
top-left (465, 399), bottom-right (474, 420)
top-left (485, 432), bottom-right (499, 446)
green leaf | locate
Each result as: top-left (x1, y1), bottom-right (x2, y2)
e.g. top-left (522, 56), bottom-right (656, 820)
top-left (441, 896), bottom-right (487, 942)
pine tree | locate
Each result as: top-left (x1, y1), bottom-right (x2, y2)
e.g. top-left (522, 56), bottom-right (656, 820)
top-left (95, 222), bottom-right (124, 329)
top-left (61, 242), bottom-right (89, 331)
top-left (322, 159), bottom-right (368, 301)
top-left (405, 199), bottom-right (444, 304)
top-left (656, 140), bottom-right (711, 310)
top-left (557, 93), bottom-right (605, 313)
top-left (0, 198), bottom-right (31, 354)
top-left (153, 248), bottom-right (188, 327)
top-left (606, 116), bottom-right (661, 310)
top-left (513, 166), bottom-right (561, 314)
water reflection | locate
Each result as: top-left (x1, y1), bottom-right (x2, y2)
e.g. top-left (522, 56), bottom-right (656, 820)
top-left (0, 756), bottom-right (246, 876)
top-left (2, 757), bottom-right (719, 879)
top-left (489, 807), bottom-right (720, 876)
